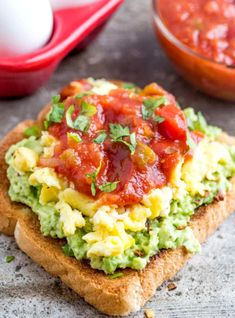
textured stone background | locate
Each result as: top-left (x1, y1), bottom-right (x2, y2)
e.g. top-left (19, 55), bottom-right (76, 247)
top-left (0, 1), bottom-right (235, 317)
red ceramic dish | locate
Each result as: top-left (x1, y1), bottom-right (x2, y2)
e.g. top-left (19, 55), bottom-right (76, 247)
top-left (153, 0), bottom-right (235, 101)
top-left (0, 0), bottom-right (123, 97)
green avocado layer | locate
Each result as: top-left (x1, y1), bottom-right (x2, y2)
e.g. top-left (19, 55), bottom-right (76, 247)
top-left (5, 110), bottom-right (235, 274)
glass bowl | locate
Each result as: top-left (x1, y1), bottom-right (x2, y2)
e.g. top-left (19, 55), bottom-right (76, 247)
top-left (153, 0), bottom-right (235, 102)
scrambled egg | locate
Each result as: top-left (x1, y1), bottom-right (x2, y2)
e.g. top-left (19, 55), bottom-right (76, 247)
top-left (87, 78), bottom-right (118, 95)
top-left (142, 187), bottom-right (172, 218)
top-left (12, 147), bottom-right (38, 173)
top-left (59, 188), bottom-right (96, 217)
top-left (10, 118), bottom-right (233, 258)
top-left (181, 140), bottom-right (232, 195)
top-left (29, 167), bottom-right (62, 189)
top-left (28, 167), bottom-right (66, 205)
top-left (40, 131), bottom-right (58, 158)
top-left (56, 200), bottom-right (85, 236)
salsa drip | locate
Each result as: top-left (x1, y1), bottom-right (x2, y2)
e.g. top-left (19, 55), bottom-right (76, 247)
top-left (39, 81), bottom-right (198, 206)
top-left (158, 0), bottom-right (235, 66)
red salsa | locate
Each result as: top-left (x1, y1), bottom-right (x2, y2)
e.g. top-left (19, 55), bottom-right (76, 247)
top-left (39, 81), bottom-right (200, 206)
top-left (158, 0), bottom-right (235, 66)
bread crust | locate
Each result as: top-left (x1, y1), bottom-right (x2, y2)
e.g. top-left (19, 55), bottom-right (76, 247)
top-left (0, 91), bottom-right (235, 315)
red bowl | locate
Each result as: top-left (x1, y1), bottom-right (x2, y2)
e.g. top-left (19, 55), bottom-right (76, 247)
top-left (0, 0), bottom-right (123, 98)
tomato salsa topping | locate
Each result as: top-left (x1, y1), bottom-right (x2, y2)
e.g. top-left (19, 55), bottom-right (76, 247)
top-left (158, 0), bottom-right (235, 66)
top-left (39, 81), bottom-right (200, 206)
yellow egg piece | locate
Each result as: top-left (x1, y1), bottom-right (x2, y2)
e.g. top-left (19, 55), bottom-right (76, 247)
top-left (12, 147), bottom-right (38, 173)
top-left (56, 200), bottom-right (85, 236)
top-left (59, 188), bottom-right (96, 217)
top-left (29, 167), bottom-right (62, 189)
top-left (39, 185), bottom-right (59, 205)
top-left (182, 140), bottom-right (232, 195)
top-left (142, 187), bottom-right (172, 219)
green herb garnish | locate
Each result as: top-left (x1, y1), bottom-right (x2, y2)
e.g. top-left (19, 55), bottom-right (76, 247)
top-left (75, 92), bottom-right (92, 99)
top-left (86, 162), bottom-right (102, 196)
top-left (44, 95), bottom-right (65, 129)
top-left (122, 82), bottom-right (136, 90)
top-left (5, 255), bottom-right (15, 263)
top-left (94, 131), bottom-right (107, 144)
top-left (65, 101), bottom-right (97, 132)
top-left (24, 125), bottom-right (41, 137)
top-left (98, 181), bottom-right (119, 193)
top-left (186, 131), bottom-right (196, 150)
top-left (80, 101), bottom-right (97, 117)
top-left (62, 244), bottom-right (74, 257)
top-left (109, 123), bottom-right (137, 155)
top-left (108, 272), bottom-right (124, 279)
top-left (142, 96), bottom-right (168, 120)
top-left (67, 132), bottom-right (82, 143)
top-left (152, 114), bottom-right (165, 123)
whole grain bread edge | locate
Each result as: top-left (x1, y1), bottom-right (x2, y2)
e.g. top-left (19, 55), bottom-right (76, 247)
top-left (0, 90), bottom-right (235, 315)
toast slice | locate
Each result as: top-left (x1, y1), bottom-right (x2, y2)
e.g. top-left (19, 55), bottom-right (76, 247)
top-left (0, 118), bottom-right (235, 315)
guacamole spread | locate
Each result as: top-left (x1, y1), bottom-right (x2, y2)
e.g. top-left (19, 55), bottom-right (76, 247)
top-left (5, 80), bottom-right (235, 274)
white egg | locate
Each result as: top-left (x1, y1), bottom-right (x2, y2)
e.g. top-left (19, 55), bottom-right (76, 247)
top-left (0, 0), bottom-right (53, 57)
top-left (50, 0), bottom-right (99, 10)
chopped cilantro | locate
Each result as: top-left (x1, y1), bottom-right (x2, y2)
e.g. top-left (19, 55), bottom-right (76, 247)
top-left (66, 105), bottom-right (76, 129)
top-left (122, 82), bottom-right (136, 90)
top-left (65, 102), bottom-right (96, 132)
top-left (94, 131), bottom-right (107, 144)
top-left (5, 255), bottom-right (15, 263)
top-left (73, 115), bottom-right (90, 132)
top-left (85, 162), bottom-right (102, 196)
top-left (109, 123), bottom-right (130, 140)
top-left (24, 125), bottom-right (41, 137)
top-left (81, 101), bottom-right (97, 117)
top-left (186, 132), bottom-right (196, 150)
top-left (67, 132), bottom-right (82, 143)
top-left (62, 244), bottom-right (74, 257)
top-left (109, 124), bottom-right (137, 155)
top-left (108, 272), bottom-right (124, 279)
top-left (44, 95), bottom-right (65, 129)
top-left (142, 96), bottom-right (168, 120)
top-left (152, 114), bottom-right (165, 123)
top-left (75, 92), bottom-right (92, 99)
top-left (98, 181), bottom-right (119, 193)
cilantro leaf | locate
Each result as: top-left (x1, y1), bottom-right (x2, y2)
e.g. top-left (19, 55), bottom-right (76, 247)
top-left (109, 124), bottom-right (130, 140)
top-left (94, 131), bottom-right (107, 144)
top-left (98, 181), bottom-right (119, 193)
top-left (65, 105), bottom-right (75, 128)
top-left (81, 101), bottom-right (97, 117)
top-left (5, 255), bottom-right (15, 263)
top-left (186, 131), bottom-right (196, 150)
top-left (91, 182), bottom-right (96, 196)
top-left (67, 132), bottom-right (82, 143)
top-left (122, 82), bottom-right (136, 90)
top-left (153, 114), bottom-right (165, 123)
top-left (75, 92), bottom-right (92, 99)
top-left (24, 125), bottom-right (41, 137)
top-left (65, 102), bottom-right (96, 132)
top-left (44, 95), bottom-right (65, 129)
top-left (142, 96), bottom-right (168, 120)
top-left (109, 124), bottom-right (137, 154)
top-left (73, 115), bottom-right (90, 132)
top-left (85, 162), bottom-right (102, 196)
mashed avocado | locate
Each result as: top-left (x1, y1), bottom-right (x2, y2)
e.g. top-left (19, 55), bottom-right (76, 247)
top-left (5, 105), bottom-right (235, 274)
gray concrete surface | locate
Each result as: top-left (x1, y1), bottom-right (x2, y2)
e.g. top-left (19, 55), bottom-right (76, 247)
top-left (0, 1), bottom-right (235, 317)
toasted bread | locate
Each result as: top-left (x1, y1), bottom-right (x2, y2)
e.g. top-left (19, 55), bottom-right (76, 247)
top-left (0, 85), bottom-right (235, 315)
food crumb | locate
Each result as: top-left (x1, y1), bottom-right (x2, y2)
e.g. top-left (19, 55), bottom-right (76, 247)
top-left (167, 282), bottom-right (177, 291)
top-left (144, 308), bottom-right (154, 318)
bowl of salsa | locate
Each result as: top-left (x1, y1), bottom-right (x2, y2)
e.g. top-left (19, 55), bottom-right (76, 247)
top-left (153, 0), bottom-right (235, 101)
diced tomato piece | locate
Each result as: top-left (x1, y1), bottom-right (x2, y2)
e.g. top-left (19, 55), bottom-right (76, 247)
top-left (156, 104), bottom-right (187, 140)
